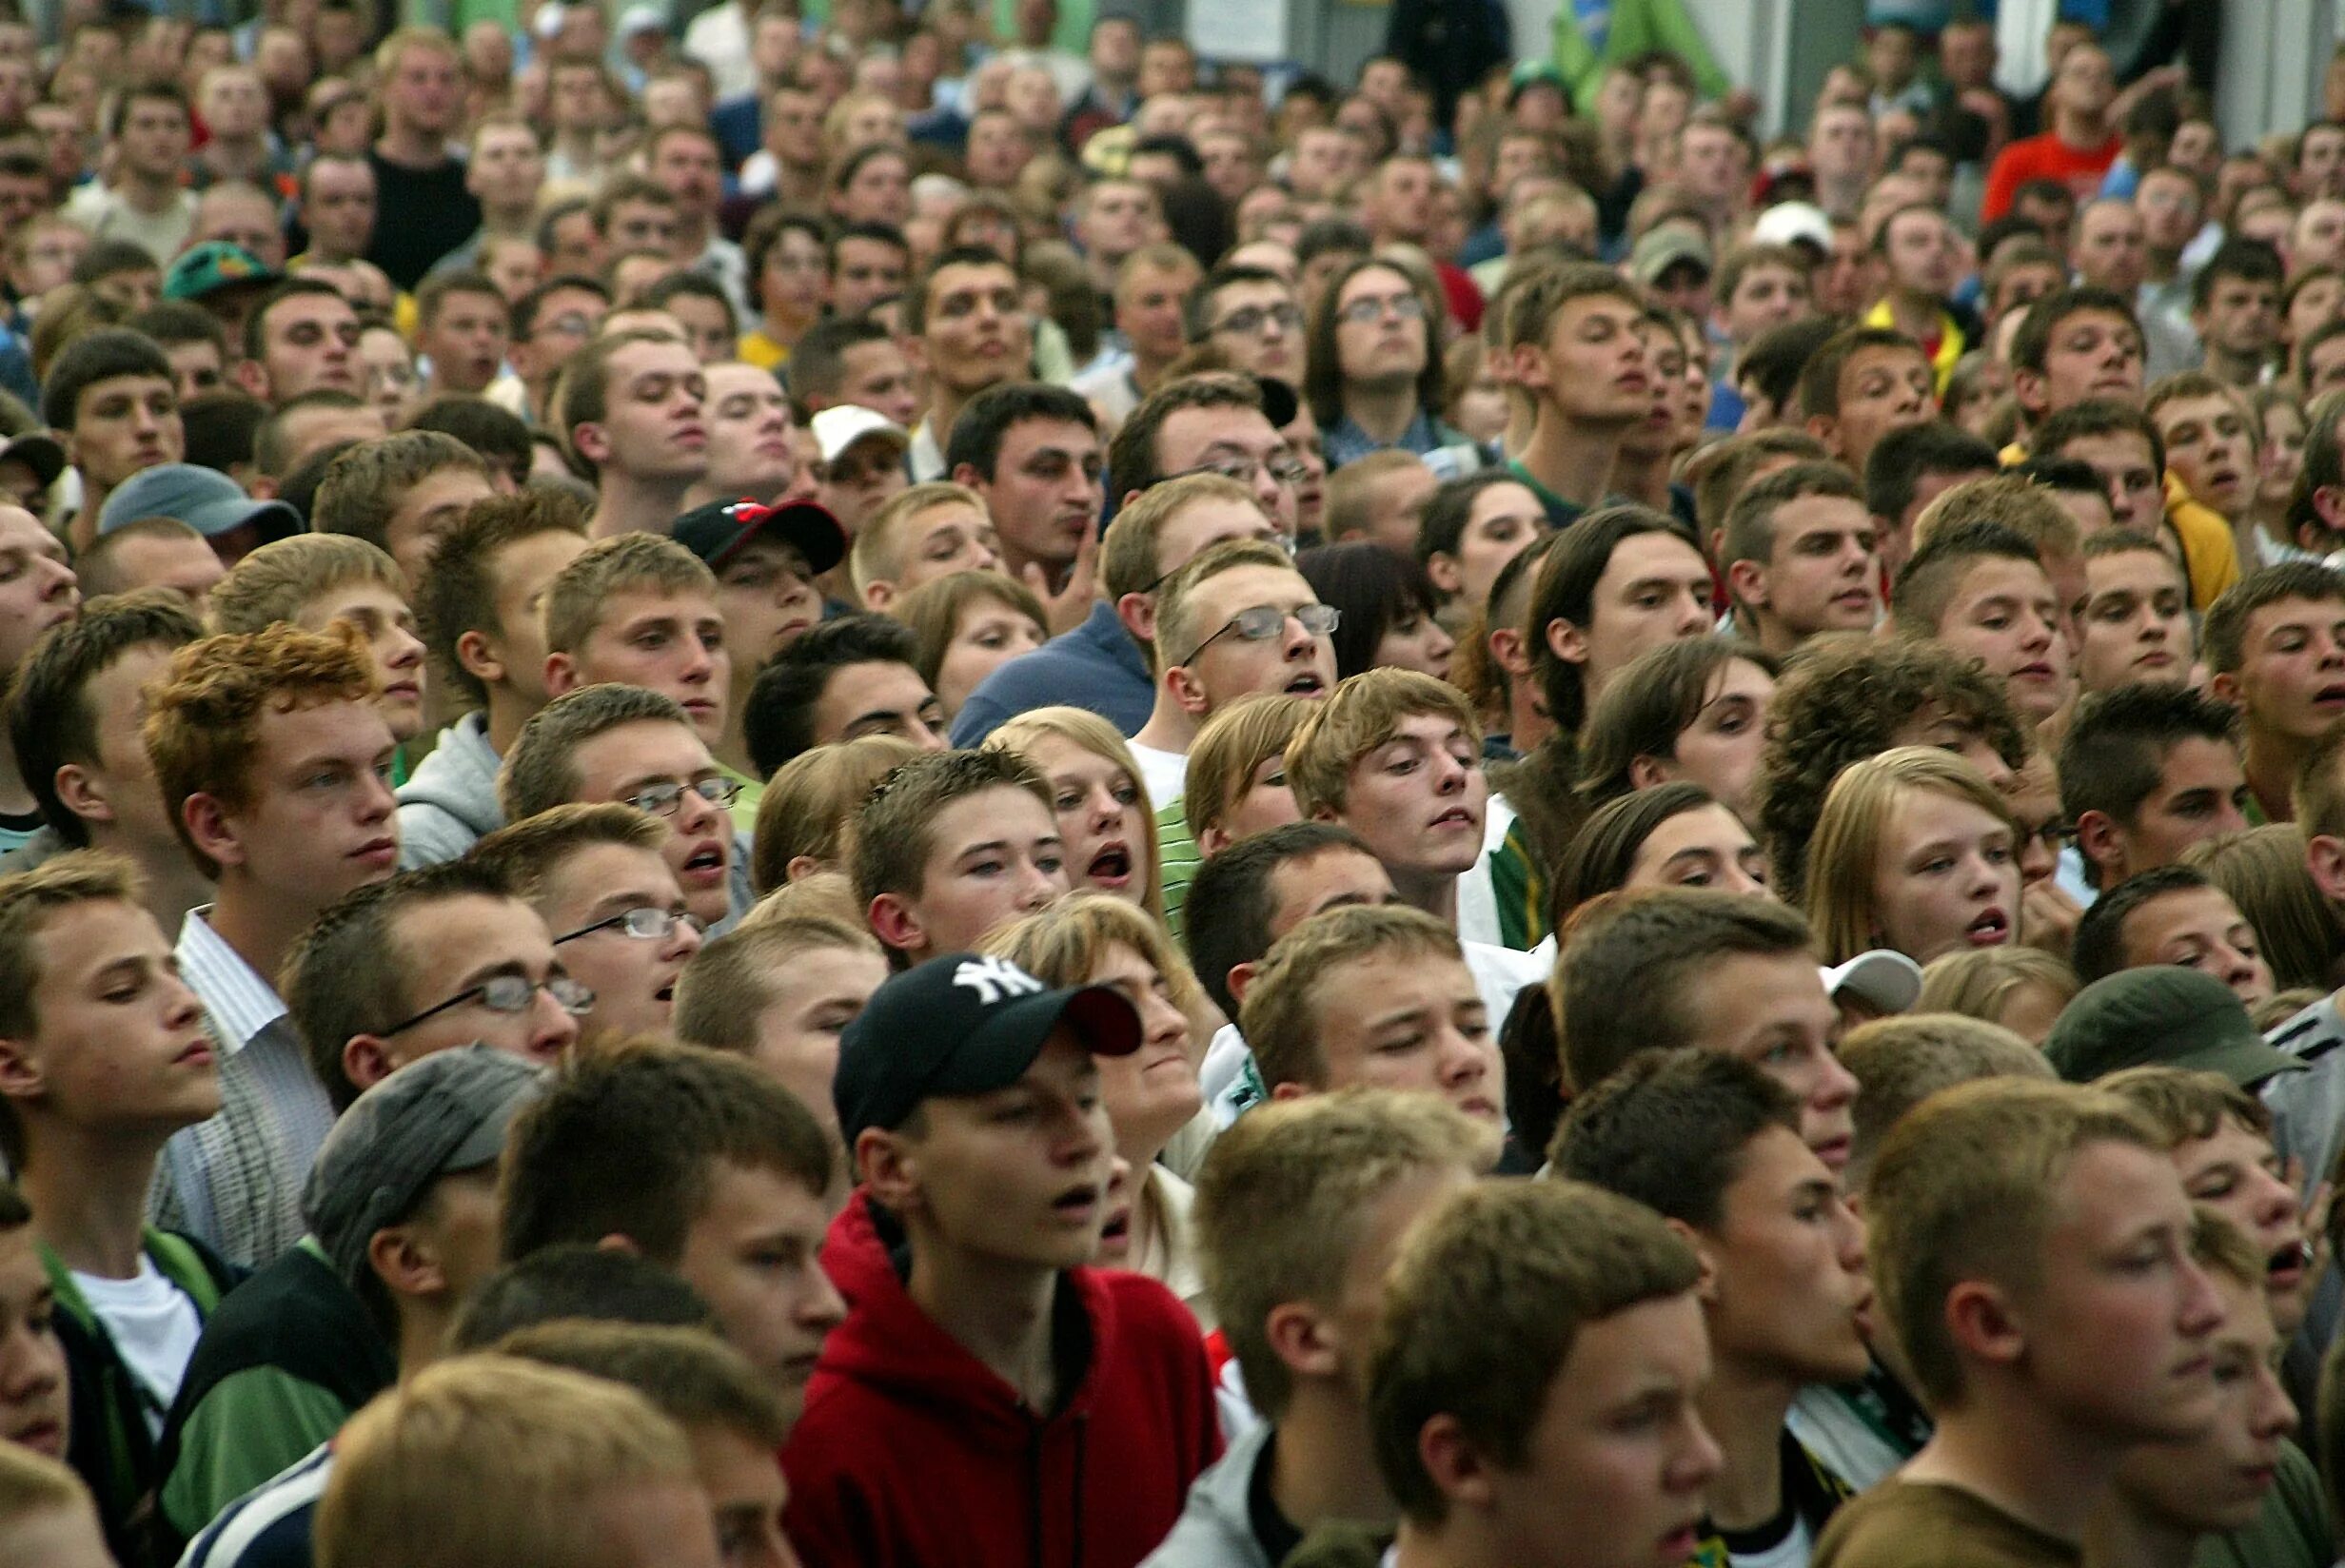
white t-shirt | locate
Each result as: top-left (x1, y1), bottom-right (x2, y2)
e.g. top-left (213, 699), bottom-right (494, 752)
top-left (73, 1257), bottom-right (203, 1438)
top-left (1127, 741), bottom-right (1190, 817)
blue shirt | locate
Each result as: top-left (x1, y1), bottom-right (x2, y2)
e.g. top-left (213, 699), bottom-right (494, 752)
top-left (948, 598), bottom-right (1153, 745)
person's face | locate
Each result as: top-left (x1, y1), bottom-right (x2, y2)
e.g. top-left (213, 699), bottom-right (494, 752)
top-left (257, 290), bottom-right (363, 401)
top-left (566, 589), bottom-right (730, 747)
top-left (66, 373), bottom-right (182, 492)
top-left (744, 941), bottom-right (887, 1141)
top-left (918, 260), bottom-right (1030, 396)
top-left (2077, 204), bottom-right (2149, 294)
top-left (1478, 1288), bottom-right (1721, 1568)
top-left (0, 507), bottom-right (77, 671)
top-left (382, 465), bottom-right (496, 586)
top-left (830, 237), bottom-right (907, 319)
top-left (828, 341), bottom-right (920, 429)
top-left (2196, 275), bottom-right (2280, 364)
top-left (700, 364), bottom-right (798, 502)
top-left (584, 339), bottom-right (708, 484)
top-left (1333, 710), bottom-right (1487, 880)
top-left (1870, 785), bottom-right (2021, 964)
top-left (676, 1161), bottom-right (844, 1421)
top-left (1297, 949), bottom-right (1501, 1127)
top-left (2078, 548), bottom-right (2191, 692)
top-left (1624, 801), bottom-right (1769, 898)
top-left (934, 598), bottom-right (1045, 721)
top-left (0, 1224), bottom-right (66, 1460)
top-left (1676, 951), bottom-right (1856, 1169)
top-left (2057, 431), bottom-right (2166, 536)
top-left (1333, 265), bottom-right (1428, 387)
top-left (1519, 292), bottom-right (1650, 424)
top-left (974, 418), bottom-right (1102, 574)
top-left (420, 288), bottom-right (509, 395)
top-left (1556, 532), bottom-right (1714, 704)
top-left (567, 720), bottom-right (736, 929)
top-left (1173, 564), bottom-right (1336, 713)
top-left (295, 580), bottom-right (426, 744)
top-left (2029, 308), bottom-right (2146, 416)
top-left (207, 697), bottom-right (399, 902)
top-left (1749, 493), bottom-right (1880, 641)
top-left (1700, 1124), bottom-right (1871, 1384)
top-left (887, 786), bottom-right (1069, 957)
top-left (2158, 392), bottom-right (2257, 520)
top-left (538, 841), bottom-right (700, 1041)
top-left (2218, 595), bottom-right (2345, 741)
top-left (1933, 558), bottom-right (2072, 723)
top-left (371, 895), bottom-right (579, 1078)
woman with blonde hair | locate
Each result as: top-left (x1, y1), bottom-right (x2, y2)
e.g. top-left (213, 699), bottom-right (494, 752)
top-left (982, 892), bottom-right (1212, 1323)
top-left (748, 734), bottom-right (924, 894)
top-left (2183, 825), bottom-right (2345, 992)
top-left (1915, 946), bottom-right (2079, 1047)
top-left (990, 706), bottom-right (1168, 927)
top-left (890, 570), bottom-right (1048, 724)
top-left (1803, 747), bottom-right (2025, 966)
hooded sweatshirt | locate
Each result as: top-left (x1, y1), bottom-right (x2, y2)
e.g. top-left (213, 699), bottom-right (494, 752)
top-left (785, 1200), bottom-right (1222, 1568)
top-left (393, 712), bottom-right (503, 870)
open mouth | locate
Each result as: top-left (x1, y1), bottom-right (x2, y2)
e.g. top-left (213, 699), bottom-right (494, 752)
top-left (1284, 671), bottom-right (1326, 695)
top-left (1966, 909), bottom-right (2011, 945)
top-left (1087, 842), bottom-right (1132, 884)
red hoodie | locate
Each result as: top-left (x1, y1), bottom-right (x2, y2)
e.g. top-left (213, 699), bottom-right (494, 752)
top-left (784, 1196), bottom-right (1223, 1568)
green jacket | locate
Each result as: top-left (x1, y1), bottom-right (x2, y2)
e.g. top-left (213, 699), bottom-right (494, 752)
top-left (1551, 0), bottom-right (1731, 107)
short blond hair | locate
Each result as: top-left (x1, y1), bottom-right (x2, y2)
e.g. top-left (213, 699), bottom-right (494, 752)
top-left (1864, 1077), bottom-right (2162, 1409)
top-left (1803, 747), bottom-right (2021, 965)
top-left (1910, 471), bottom-right (2083, 560)
top-left (1194, 1088), bottom-right (1485, 1421)
top-left (672, 912), bottom-right (881, 1053)
top-left (1099, 472), bottom-right (1261, 605)
top-left (542, 534), bottom-right (717, 657)
top-left (850, 481), bottom-right (987, 599)
top-left (1840, 1012), bottom-right (2055, 1186)
top-left (1240, 903), bottom-right (1462, 1091)
top-left (1153, 537), bottom-right (1296, 674)
top-left (1284, 668), bottom-right (1481, 820)
top-left (990, 707), bottom-right (1168, 925)
top-left (1183, 694), bottom-right (1315, 843)
top-left (316, 1356), bottom-right (699, 1568)
top-left (207, 534), bottom-right (408, 636)
top-left (751, 735), bottom-right (926, 894)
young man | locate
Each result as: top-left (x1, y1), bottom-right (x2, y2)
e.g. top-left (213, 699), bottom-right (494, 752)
top-left (1798, 325), bottom-right (1936, 476)
top-left (1499, 263), bottom-right (1647, 524)
top-left (499, 684), bottom-right (744, 933)
top-left (906, 246), bottom-right (1035, 480)
top-left (2076, 532), bottom-right (2194, 695)
top-left (1812, 1079), bottom-right (2222, 1568)
top-left (1554, 1050), bottom-right (1871, 1567)
top-left (308, 431), bottom-right (499, 587)
top-left (559, 329), bottom-right (710, 539)
top-left (1553, 889), bottom-right (1860, 1176)
top-left (2058, 684), bottom-right (2251, 895)
top-left (1128, 536), bottom-right (1336, 811)
top-left (783, 951), bottom-right (1219, 1565)
top-left (468, 803), bottom-right (704, 1043)
top-left (398, 490), bottom-right (591, 867)
top-left (741, 615), bottom-right (947, 781)
top-left (1721, 461), bottom-right (1881, 657)
top-left (500, 1040), bottom-right (845, 1421)
top-left (1889, 519), bottom-right (2074, 729)
top-left (42, 328), bottom-right (185, 552)
top-left (1147, 1090), bottom-right (1486, 1566)
top-left (944, 382), bottom-right (1105, 600)
top-left (1359, 1178), bottom-right (1720, 1568)
top-left (154, 1045), bottom-right (541, 1552)
top-left (3, 594), bottom-right (211, 933)
top-left (143, 623), bottom-right (400, 1266)
top-left (0, 853), bottom-right (232, 1562)
top-left (852, 746), bottom-right (1071, 969)
top-left (541, 531), bottom-right (737, 780)
top-left (2203, 563), bottom-right (2345, 822)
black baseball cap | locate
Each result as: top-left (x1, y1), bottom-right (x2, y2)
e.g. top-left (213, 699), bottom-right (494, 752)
top-left (835, 952), bottom-right (1141, 1146)
top-left (671, 497), bottom-right (846, 576)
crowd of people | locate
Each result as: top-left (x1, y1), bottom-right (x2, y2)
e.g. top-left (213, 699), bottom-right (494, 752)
top-left (7, 1), bottom-right (2345, 1567)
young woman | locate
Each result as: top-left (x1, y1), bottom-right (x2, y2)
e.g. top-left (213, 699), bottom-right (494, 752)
top-left (1575, 637), bottom-right (1780, 818)
top-left (1804, 747), bottom-right (2024, 967)
top-left (1550, 782), bottom-right (1769, 931)
top-left (892, 570), bottom-right (1048, 723)
top-left (1295, 539), bottom-right (1455, 680)
top-left (982, 892), bottom-right (1212, 1324)
top-left (1915, 946), bottom-right (2080, 1047)
top-left (990, 706), bottom-right (1168, 927)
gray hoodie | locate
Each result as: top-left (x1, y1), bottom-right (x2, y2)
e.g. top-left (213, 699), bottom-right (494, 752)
top-left (1140, 1420), bottom-right (1274, 1568)
top-left (396, 712), bottom-right (503, 869)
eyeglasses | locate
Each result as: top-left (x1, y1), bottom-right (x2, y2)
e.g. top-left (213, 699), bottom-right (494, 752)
top-left (1162, 452), bottom-right (1310, 490)
top-left (1181, 602), bottom-right (1339, 666)
top-left (555, 907), bottom-right (708, 945)
top-left (1335, 292), bottom-right (1427, 325)
top-left (379, 973), bottom-right (596, 1037)
top-left (1211, 303), bottom-right (1304, 337)
top-left (622, 776), bottom-right (741, 817)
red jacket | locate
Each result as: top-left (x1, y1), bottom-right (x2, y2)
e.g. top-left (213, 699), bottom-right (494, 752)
top-left (785, 1197), bottom-right (1222, 1568)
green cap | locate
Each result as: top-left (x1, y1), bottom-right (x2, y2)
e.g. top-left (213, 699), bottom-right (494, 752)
top-left (2044, 966), bottom-right (2306, 1090)
top-left (163, 242), bottom-right (278, 303)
